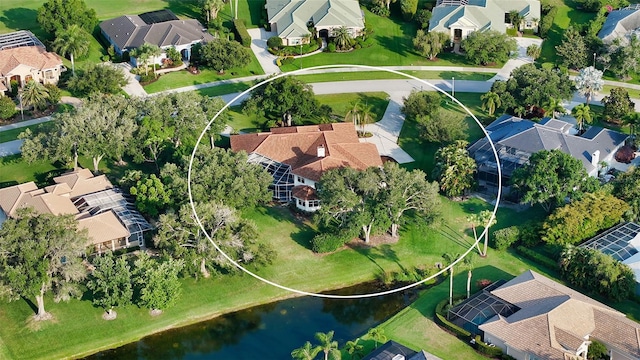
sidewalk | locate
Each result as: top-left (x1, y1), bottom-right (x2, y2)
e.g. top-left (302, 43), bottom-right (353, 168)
top-left (0, 116), bottom-right (51, 132)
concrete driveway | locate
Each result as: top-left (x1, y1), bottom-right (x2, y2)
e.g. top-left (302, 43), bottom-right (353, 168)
top-left (247, 28), bottom-right (281, 75)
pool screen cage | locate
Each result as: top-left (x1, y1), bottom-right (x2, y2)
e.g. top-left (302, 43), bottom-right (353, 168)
top-left (447, 280), bottom-right (520, 335)
top-left (247, 152), bottom-right (294, 203)
top-left (0, 30), bottom-right (45, 50)
top-left (467, 139), bottom-right (532, 188)
top-left (73, 189), bottom-right (153, 245)
top-left (580, 222), bottom-right (640, 261)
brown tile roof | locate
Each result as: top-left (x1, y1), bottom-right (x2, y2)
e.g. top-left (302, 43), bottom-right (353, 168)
top-left (231, 123), bottom-right (382, 181)
top-left (53, 169), bottom-right (113, 198)
top-left (77, 211), bottom-right (129, 245)
top-left (0, 181), bottom-right (38, 216)
top-left (0, 46), bottom-right (63, 76)
top-left (479, 270), bottom-right (640, 359)
top-left (44, 182), bottom-right (72, 196)
top-left (291, 185), bottom-right (317, 200)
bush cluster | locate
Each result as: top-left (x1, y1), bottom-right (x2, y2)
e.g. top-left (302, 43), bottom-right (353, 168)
top-left (515, 246), bottom-right (558, 270)
top-left (233, 19), bottom-right (251, 47)
top-left (539, 6), bottom-right (558, 38)
top-left (493, 226), bottom-right (520, 251)
top-left (311, 230), bottom-right (353, 253)
top-left (473, 335), bottom-right (503, 357)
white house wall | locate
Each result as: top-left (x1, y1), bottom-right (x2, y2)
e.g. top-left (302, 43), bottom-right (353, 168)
top-left (294, 176), bottom-right (316, 189)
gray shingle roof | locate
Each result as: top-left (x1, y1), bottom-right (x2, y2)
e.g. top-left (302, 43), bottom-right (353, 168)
top-left (598, 5), bottom-right (640, 44)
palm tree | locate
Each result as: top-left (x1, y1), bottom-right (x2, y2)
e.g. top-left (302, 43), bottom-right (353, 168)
top-left (315, 331), bottom-right (340, 360)
top-left (343, 338), bottom-right (364, 360)
top-left (467, 210), bottom-right (497, 257)
top-left (52, 24), bottom-right (91, 76)
top-left (345, 101), bottom-right (375, 136)
top-left (132, 43), bottom-right (160, 76)
top-left (514, 106), bottom-right (527, 118)
top-left (291, 341), bottom-right (322, 360)
top-left (571, 103), bottom-right (593, 133)
top-left (202, 0), bottom-right (225, 24)
top-left (575, 66), bottom-right (604, 105)
top-left (463, 253), bottom-right (476, 299)
top-left (526, 44), bottom-right (541, 60)
top-left (367, 328), bottom-right (387, 349)
top-left (545, 98), bottom-right (566, 119)
top-left (333, 26), bottom-right (353, 50)
top-left (623, 112), bottom-right (640, 136)
top-left (442, 252), bottom-right (460, 306)
top-left (148, 44), bottom-right (163, 77)
top-left (481, 91), bottom-right (501, 117)
top-left (508, 10), bottom-right (524, 31)
top-left (21, 81), bottom-right (49, 111)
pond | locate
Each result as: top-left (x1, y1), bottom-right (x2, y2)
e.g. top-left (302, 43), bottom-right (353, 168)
top-left (84, 282), bottom-right (419, 359)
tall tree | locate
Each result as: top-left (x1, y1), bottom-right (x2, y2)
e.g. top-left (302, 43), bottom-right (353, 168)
top-left (315, 331), bottom-right (340, 360)
top-left (21, 80), bottom-right (50, 111)
top-left (378, 162), bottom-right (440, 238)
top-left (545, 98), bottom-right (566, 119)
top-left (609, 34), bottom-right (640, 80)
top-left (132, 254), bottom-right (184, 315)
top-left (510, 149), bottom-right (590, 212)
top-left (87, 251), bottom-right (133, 320)
top-left (367, 328), bottom-right (387, 349)
top-left (199, 38), bottom-right (251, 73)
top-left (442, 252), bottom-right (460, 306)
top-left (432, 140), bottom-right (477, 198)
top-left (247, 76), bottom-right (325, 123)
top-left (613, 166), bottom-right (640, 222)
top-left (343, 338), bottom-right (364, 360)
top-left (481, 91), bottom-right (501, 117)
top-left (37, 0), bottom-right (98, 35)
top-left (52, 24), bottom-right (91, 76)
top-left (0, 209), bottom-right (89, 321)
top-left (555, 26), bottom-right (588, 70)
top-left (467, 210), bottom-right (497, 257)
top-left (571, 104), bottom-right (593, 133)
top-left (602, 87), bottom-right (636, 123)
top-left (202, 0), bottom-right (225, 24)
top-left (623, 112), bottom-right (640, 137)
top-left (463, 253), bottom-right (476, 299)
top-left (66, 64), bottom-right (128, 95)
top-left (413, 30), bottom-right (449, 60)
top-left (461, 30), bottom-right (517, 65)
top-left (291, 341), bottom-right (322, 360)
top-left (344, 101), bottom-right (375, 135)
top-left (575, 66), bottom-right (604, 105)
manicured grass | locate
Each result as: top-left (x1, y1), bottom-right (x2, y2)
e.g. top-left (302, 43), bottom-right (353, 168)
top-left (602, 85), bottom-right (640, 99)
top-left (0, 122), bottom-right (53, 143)
top-left (196, 82), bottom-right (253, 97)
top-left (227, 105), bottom-right (260, 133)
top-left (293, 71), bottom-right (495, 83)
top-left (316, 92), bottom-right (390, 121)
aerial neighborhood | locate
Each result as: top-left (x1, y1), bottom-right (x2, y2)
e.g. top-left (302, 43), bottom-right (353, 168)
top-left (0, 0), bottom-right (640, 359)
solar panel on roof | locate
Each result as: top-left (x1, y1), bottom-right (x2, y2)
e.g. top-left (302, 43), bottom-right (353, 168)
top-left (138, 9), bottom-right (179, 24)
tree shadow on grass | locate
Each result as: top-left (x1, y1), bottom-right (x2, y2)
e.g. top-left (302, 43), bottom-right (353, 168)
top-left (0, 8), bottom-right (45, 38)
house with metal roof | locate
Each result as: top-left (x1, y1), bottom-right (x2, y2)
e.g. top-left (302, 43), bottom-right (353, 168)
top-left (580, 222), bottom-right (640, 295)
top-left (467, 115), bottom-right (628, 194)
top-left (598, 4), bottom-right (640, 45)
top-left (230, 123), bottom-right (382, 212)
top-left (0, 168), bottom-right (151, 253)
top-left (428, 0), bottom-right (540, 41)
top-left (0, 30), bottom-right (65, 96)
top-left (265, 0), bottom-right (365, 46)
top-left (99, 9), bottom-right (214, 66)
top-left (450, 270), bottom-right (640, 360)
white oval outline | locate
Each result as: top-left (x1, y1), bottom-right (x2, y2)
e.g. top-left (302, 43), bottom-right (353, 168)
top-left (188, 64), bottom-right (502, 299)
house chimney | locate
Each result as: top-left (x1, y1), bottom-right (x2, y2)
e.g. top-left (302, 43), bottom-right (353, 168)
top-left (591, 150), bottom-right (600, 167)
top-left (317, 144), bottom-right (325, 158)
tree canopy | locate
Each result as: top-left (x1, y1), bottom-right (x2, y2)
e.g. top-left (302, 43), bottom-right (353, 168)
top-left (461, 30), bottom-right (517, 65)
top-left (87, 252), bottom-right (133, 319)
top-left (602, 87), bottom-right (636, 123)
top-left (0, 209), bottom-right (89, 320)
top-left (66, 64), bottom-right (128, 95)
top-left (37, 0), bottom-right (98, 35)
top-left (245, 76), bottom-right (325, 123)
top-left (510, 150), bottom-right (591, 212)
top-left (199, 38), bottom-right (251, 73)
top-left (433, 140), bottom-right (477, 198)
top-left (555, 26), bottom-right (588, 70)
top-left (613, 166), bottom-right (640, 222)
top-left (413, 30), bottom-right (449, 60)
top-left (132, 254), bottom-right (184, 313)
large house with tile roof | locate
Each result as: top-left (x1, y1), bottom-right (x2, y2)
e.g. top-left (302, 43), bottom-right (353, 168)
top-left (0, 30), bottom-right (65, 96)
top-left (99, 9), bottom-right (214, 66)
top-left (449, 270), bottom-right (640, 360)
top-left (0, 168), bottom-right (151, 253)
top-left (467, 115), bottom-right (628, 194)
top-left (428, 0), bottom-right (540, 41)
top-left (265, 0), bottom-right (365, 46)
top-left (230, 123), bottom-right (382, 212)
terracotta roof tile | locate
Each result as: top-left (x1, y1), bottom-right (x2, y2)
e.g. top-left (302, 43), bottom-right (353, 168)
top-left (0, 46), bottom-right (63, 76)
top-left (291, 185), bottom-right (317, 200)
top-left (231, 123), bottom-right (382, 181)
top-left (0, 182), bottom-right (38, 215)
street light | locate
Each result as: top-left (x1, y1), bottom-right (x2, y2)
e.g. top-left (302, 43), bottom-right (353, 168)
top-left (593, 52), bottom-right (597, 68)
top-left (18, 91), bottom-right (24, 121)
top-left (452, 77), bottom-right (455, 98)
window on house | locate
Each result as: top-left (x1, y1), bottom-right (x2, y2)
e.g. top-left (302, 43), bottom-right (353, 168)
top-left (297, 199), bottom-right (303, 205)
top-left (297, 176), bottom-right (305, 184)
top-left (309, 200), bottom-right (320, 207)
top-left (526, 21), bottom-right (532, 28)
top-left (504, 13), bottom-right (510, 23)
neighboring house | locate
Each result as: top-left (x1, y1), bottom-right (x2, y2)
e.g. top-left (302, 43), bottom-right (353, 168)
top-left (580, 222), bottom-right (640, 296)
top-left (0, 168), bottom-right (152, 253)
top-left (0, 30), bottom-right (65, 96)
top-left (467, 115), bottom-right (628, 194)
top-left (363, 340), bottom-right (443, 360)
top-left (598, 4), bottom-right (640, 45)
top-left (230, 123), bottom-right (382, 212)
top-left (265, 0), bottom-right (365, 46)
top-left (448, 270), bottom-right (640, 360)
top-left (99, 9), bottom-right (214, 66)
top-left (428, 0), bottom-right (541, 41)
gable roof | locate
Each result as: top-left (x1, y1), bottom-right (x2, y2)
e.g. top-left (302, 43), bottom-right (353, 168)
top-left (53, 168), bottom-right (113, 198)
top-left (99, 10), bottom-right (214, 51)
top-left (77, 210), bottom-right (130, 244)
top-left (479, 270), bottom-right (640, 359)
top-left (266, 0), bottom-right (364, 39)
top-left (598, 5), bottom-right (640, 44)
top-left (230, 123), bottom-right (382, 182)
top-left (429, 0), bottom-right (540, 34)
top-left (0, 46), bottom-right (63, 77)
top-left (469, 115), bottom-right (628, 176)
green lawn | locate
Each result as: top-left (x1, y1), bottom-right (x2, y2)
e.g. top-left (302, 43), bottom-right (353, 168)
top-left (602, 85), bottom-right (640, 99)
top-left (316, 92), bottom-right (390, 121)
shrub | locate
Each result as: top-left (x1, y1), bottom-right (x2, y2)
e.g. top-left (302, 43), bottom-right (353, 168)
top-left (493, 226), bottom-right (520, 250)
top-left (0, 96), bottom-right (17, 120)
top-left (267, 36), bottom-right (282, 49)
top-left (327, 43), bottom-right (336, 52)
top-left (44, 83), bottom-right (61, 105)
top-left (516, 246), bottom-right (558, 270)
top-left (476, 279), bottom-right (493, 289)
top-left (233, 19), bottom-right (252, 47)
top-left (281, 56), bottom-right (295, 65)
top-left (311, 231), bottom-right (349, 253)
top-left (615, 145), bottom-right (636, 164)
top-left (138, 73), bottom-right (157, 85)
top-left (474, 335), bottom-right (503, 357)
top-left (588, 340), bottom-right (609, 360)
top-left (539, 6), bottom-right (558, 38)
top-left (519, 221), bottom-right (543, 247)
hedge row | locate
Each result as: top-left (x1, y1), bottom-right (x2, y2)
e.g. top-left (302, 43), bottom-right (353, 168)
top-left (233, 19), bottom-right (251, 47)
top-left (516, 246), bottom-right (558, 270)
top-left (473, 335), bottom-right (503, 357)
top-left (434, 299), bottom-right (472, 338)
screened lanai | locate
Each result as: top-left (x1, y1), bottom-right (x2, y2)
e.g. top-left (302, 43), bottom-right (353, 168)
top-left (73, 189), bottom-right (153, 246)
top-left (448, 280), bottom-right (520, 335)
top-left (467, 139), bottom-right (530, 188)
top-left (247, 152), bottom-right (294, 203)
top-left (580, 222), bottom-right (640, 261)
top-left (0, 30), bottom-right (44, 50)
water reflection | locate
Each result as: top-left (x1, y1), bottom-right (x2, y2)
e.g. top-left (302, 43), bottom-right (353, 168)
top-left (85, 283), bottom-right (416, 360)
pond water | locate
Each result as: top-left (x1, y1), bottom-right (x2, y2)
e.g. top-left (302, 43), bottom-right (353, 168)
top-left (85, 283), bottom-right (418, 360)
